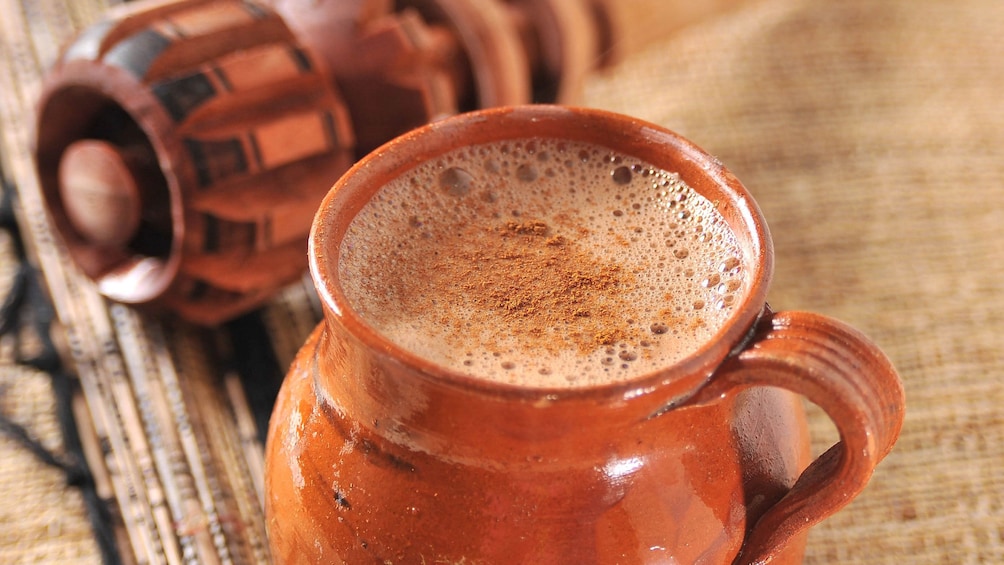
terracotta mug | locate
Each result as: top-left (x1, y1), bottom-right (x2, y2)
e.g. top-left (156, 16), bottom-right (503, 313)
top-left (264, 105), bottom-right (905, 564)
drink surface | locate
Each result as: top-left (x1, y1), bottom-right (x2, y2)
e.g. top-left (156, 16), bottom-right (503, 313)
top-left (338, 138), bottom-right (747, 387)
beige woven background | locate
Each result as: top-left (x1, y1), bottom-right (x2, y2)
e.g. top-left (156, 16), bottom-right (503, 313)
top-left (583, 0), bottom-right (1004, 562)
top-left (0, 233), bottom-right (102, 562)
top-left (2, 0), bottom-right (1002, 562)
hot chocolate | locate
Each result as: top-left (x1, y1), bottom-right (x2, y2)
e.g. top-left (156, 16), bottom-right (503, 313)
top-left (338, 138), bottom-right (747, 387)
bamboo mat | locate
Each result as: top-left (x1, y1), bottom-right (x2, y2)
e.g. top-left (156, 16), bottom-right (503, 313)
top-left (2, 0), bottom-right (1003, 563)
top-left (0, 1), bottom-right (314, 562)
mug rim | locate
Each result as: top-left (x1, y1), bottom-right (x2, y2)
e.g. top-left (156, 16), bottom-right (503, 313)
top-left (309, 104), bottom-right (773, 400)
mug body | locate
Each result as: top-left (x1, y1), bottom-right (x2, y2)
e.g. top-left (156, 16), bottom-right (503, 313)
top-left (266, 326), bottom-right (810, 564)
top-left (265, 105), bottom-right (811, 564)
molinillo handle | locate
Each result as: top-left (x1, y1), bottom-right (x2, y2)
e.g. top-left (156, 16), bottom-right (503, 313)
top-left (34, 0), bottom-right (751, 324)
top-left (686, 310), bottom-right (906, 565)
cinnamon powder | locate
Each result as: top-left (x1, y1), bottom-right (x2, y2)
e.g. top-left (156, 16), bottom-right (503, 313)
top-left (410, 218), bottom-right (643, 355)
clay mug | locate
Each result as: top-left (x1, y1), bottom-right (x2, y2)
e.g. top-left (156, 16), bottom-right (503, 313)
top-left (264, 105), bottom-right (905, 564)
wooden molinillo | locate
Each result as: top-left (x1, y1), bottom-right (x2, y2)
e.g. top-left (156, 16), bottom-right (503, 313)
top-left (35, 0), bottom-right (747, 324)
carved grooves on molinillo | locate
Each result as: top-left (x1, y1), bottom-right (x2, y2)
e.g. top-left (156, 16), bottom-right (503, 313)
top-left (37, 0), bottom-right (356, 323)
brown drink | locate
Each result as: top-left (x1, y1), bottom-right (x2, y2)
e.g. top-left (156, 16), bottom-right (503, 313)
top-left (338, 138), bottom-right (747, 387)
top-left (268, 106), bottom-right (905, 565)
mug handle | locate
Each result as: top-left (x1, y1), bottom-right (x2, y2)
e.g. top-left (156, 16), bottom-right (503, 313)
top-left (685, 309), bottom-right (906, 565)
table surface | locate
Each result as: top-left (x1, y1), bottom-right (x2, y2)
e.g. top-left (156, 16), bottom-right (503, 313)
top-left (2, 0), bottom-right (1002, 563)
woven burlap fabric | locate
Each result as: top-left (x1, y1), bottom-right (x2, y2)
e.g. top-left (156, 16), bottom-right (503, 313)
top-left (1, 0), bottom-right (1001, 562)
top-left (586, 0), bottom-right (1004, 562)
top-left (0, 230), bottom-right (100, 562)
top-left (0, 368), bottom-right (100, 563)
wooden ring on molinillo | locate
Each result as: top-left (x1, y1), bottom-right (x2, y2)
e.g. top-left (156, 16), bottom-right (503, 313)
top-left (35, 0), bottom-right (356, 324)
top-left (506, 0), bottom-right (599, 103)
top-left (398, 0), bottom-right (532, 108)
top-left (272, 0), bottom-right (469, 156)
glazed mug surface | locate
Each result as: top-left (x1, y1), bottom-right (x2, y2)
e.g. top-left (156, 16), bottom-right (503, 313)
top-left (264, 105), bottom-right (905, 564)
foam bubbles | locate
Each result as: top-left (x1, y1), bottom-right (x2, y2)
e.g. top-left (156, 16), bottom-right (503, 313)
top-left (339, 138), bottom-right (748, 388)
top-left (611, 166), bottom-right (632, 185)
top-left (439, 167), bottom-right (474, 197)
top-left (516, 163), bottom-right (538, 182)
